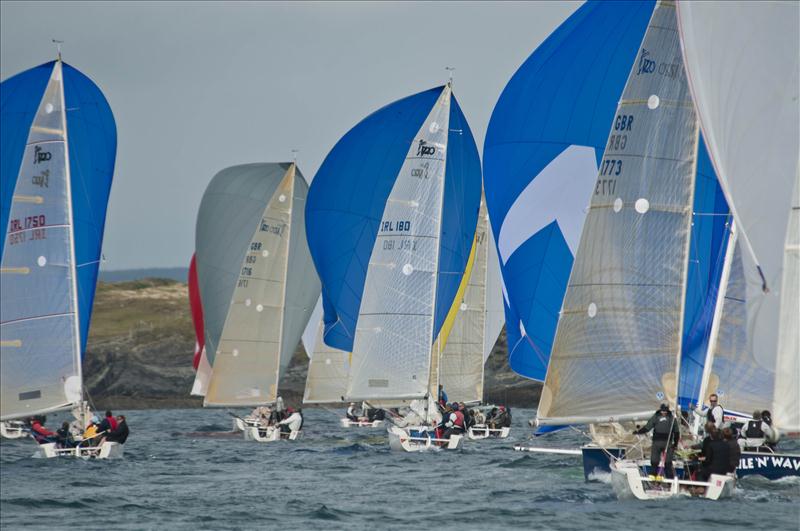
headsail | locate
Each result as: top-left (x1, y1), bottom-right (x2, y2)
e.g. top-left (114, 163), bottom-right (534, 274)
top-left (439, 195), bottom-right (490, 403)
top-left (302, 319), bottom-right (349, 404)
top-left (537, 2), bottom-right (701, 425)
top-left (678, 0), bottom-right (799, 431)
top-left (0, 60), bottom-right (115, 421)
top-left (197, 163), bottom-right (319, 407)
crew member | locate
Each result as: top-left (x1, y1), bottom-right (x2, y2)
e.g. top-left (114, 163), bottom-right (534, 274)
top-left (96, 410), bottom-right (118, 433)
top-left (706, 394), bottom-right (724, 430)
top-left (29, 416), bottom-right (56, 444)
top-left (346, 403), bottom-right (360, 422)
top-left (106, 415), bottom-right (130, 444)
top-left (761, 410), bottom-right (780, 449)
top-left (55, 421), bottom-right (76, 448)
top-left (438, 384), bottom-right (448, 406)
top-left (696, 428), bottom-right (730, 481)
top-left (738, 410), bottom-right (767, 450)
top-left (278, 407), bottom-right (303, 437)
top-left (442, 403), bottom-right (465, 440)
top-left (722, 427), bottom-right (740, 473)
top-left (634, 404), bottom-right (680, 478)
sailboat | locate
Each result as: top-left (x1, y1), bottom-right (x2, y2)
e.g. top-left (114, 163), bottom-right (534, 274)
top-left (302, 194), bottom-right (504, 432)
top-left (484, 0), bottom-right (736, 482)
top-left (194, 162), bottom-right (320, 442)
top-left (306, 83), bottom-right (482, 451)
top-left (529, 0), bottom-right (737, 500)
top-left (677, 0), bottom-right (800, 480)
top-left (0, 57), bottom-right (118, 458)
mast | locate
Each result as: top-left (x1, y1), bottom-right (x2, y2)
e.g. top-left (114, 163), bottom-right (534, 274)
top-left (272, 163), bottom-right (296, 401)
top-left (59, 59), bottom-right (84, 409)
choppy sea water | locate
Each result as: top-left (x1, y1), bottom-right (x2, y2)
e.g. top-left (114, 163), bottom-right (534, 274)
top-left (1, 407), bottom-right (798, 530)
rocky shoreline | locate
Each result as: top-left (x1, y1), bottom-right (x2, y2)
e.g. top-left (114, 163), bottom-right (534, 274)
top-left (84, 279), bottom-right (541, 410)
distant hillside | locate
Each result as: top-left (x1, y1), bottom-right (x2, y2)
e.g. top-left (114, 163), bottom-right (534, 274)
top-left (98, 267), bottom-right (189, 283)
top-left (84, 279), bottom-right (541, 410)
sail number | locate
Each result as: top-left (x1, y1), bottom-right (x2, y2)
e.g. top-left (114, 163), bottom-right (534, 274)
top-left (7, 215), bottom-right (47, 245)
top-left (383, 238), bottom-right (418, 252)
top-left (260, 220), bottom-right (284, 235)
top-left (607, 113), bottom-right (633, 152)
top-left (600, 159), bottom-right (622, 176)
top-left (9, 215), bottom-right (46, 232)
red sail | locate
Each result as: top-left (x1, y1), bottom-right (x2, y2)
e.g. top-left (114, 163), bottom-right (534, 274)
top-left (188, 254), bottom-right (205, 370)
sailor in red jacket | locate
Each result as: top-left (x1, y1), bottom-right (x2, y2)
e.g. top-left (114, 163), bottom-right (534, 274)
top-left (29, 416), bottom-right (56, 444)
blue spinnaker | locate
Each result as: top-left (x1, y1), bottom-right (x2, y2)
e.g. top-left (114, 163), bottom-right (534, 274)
top-left (483, 1), bottom-right (655, 381)
top-left (307, 86), bottom-right (481, 352)
top-left (1, 61), bottom-right (116, 356)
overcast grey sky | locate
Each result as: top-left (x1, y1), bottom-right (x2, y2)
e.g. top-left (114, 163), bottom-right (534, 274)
top-left (1, 1), bottom-right (579, 270)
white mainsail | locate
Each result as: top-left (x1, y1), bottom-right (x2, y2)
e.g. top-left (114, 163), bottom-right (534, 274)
top-left (439, 195), bottom-right (489, 403)
top-left (677, 1), bottom-right (799, 431)
top-left (538, 2), bottom-right (700, 425)
top-left (1, 61), bottom-right (83, 420)
top-left (345, 86), bottom-right (451, 401)
top-left (205, 165), bottom-right (297, 406)
top-left (303, 319), bottom-right (349, 404)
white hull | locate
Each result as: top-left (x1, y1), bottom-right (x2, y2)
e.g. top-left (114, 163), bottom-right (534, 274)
top-left (610, 461), bottom-right (734, 501)
top-left (233, 418), bottom-right (259, 432)
top-left (243, 425), bottom-right (301, 442)
top-left (340, 418), bottom-right (384, 428)
top-left (467, 425), bottom-right (510, 440)
top-left (37, 441), bottom-right (123, 460)
top-left (387, 425), bottom-right (462, 452)
top-left (0, 421), bottom-right (27, 439)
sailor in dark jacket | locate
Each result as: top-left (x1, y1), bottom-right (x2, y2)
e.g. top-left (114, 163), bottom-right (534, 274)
top-left (106, 415), bottom-right (129, 444)
top-left (697, 428), bottom-right (730, 481)
top-left (634, 404), bottom-right (680, 478)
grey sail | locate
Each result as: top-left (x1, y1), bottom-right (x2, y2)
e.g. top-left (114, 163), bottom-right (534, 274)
top-left (197, 163), bottom-right (319, 406)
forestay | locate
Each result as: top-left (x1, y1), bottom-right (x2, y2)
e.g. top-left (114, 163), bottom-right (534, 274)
top-left (346, 86), bottom-right (451, 401)
top-left (538, 3), bottom-right (700, 425)
top-left (439, 195), bottom-right (489, 403)
top-left (677, 0), bottom-right (799, 431)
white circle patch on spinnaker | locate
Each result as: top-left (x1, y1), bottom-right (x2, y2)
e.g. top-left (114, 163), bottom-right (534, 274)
top-left (278, 194), bottom-right (286, 203)
top-left (647, 95), bottom-right (660, 109)
top-left (587, 302), bottom-right (597, 318)
top-left (613, 198), bottom-right (623, 213)
top-left (635, 198), bottom-right (650, 214)
top-left (45, 103), bottom-right (54, 114)
top-left (245, 298), bottom-right (252, 307)
top-left (262, 250), bottom-right (269, 258)
top-left (37, 256), bottom-right (47, 267)
top-left (256, 304), bottom-right (264, 312)
top-left (460, 303), bottom-right (468, 311)
top-left (402, 264), bottom-right (414, 276)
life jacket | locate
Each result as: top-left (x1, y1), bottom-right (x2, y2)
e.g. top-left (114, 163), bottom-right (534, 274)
top-left (707, 405), bottom-right (723, 425)
top-left (745, 420), bottom-right (764, 439)
top-left (652, 415), bottom-right (675, 440)
top-left (452, 410), bottom-right (465, 429)
top-left (106, 416), bottom-right (118, 431)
